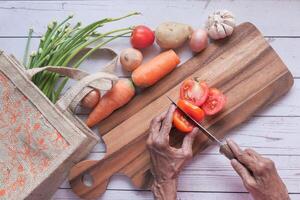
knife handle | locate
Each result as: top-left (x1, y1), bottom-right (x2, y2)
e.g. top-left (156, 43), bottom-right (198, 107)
top-left (219, 143), bottom-right (235, 160)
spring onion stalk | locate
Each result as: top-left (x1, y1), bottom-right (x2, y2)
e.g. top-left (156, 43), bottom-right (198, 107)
top-left (23, 28), bottom-right (33, 67)
top-left (24, 12), bottom-right (139, 102)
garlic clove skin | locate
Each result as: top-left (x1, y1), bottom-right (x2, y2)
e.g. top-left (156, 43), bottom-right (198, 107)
top-left (222, 23), bottom-right (234, 35)
top-left (208, 27), bottom-right (219, 40)
top-left (216, 23), bottom-right (226, 39)
top-left (205, 9), bottom-right (236, 40)
top-left (224, 18), bottom-right (236, 27)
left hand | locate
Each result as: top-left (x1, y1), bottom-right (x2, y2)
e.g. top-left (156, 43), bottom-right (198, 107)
top-left (147, 104), bottom-right (199, 200)
top-left (147, 104), bottom-right (199, 182)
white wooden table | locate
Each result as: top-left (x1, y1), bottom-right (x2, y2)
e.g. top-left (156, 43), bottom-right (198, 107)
top-left (1, 0), bottom-right (300, 199)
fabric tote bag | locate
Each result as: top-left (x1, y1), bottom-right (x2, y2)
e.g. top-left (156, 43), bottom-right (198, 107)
top-left (0, 50), bottom-right (118, 200)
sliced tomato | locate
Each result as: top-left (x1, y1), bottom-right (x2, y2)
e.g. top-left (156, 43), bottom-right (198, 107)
top-left (202, 88), bottom-right (226, 115)
top-left (173, 109), bottom-right (194, 133)
top-left (177, 99), bottom-right (205, 122)
top-left (180, 79), bottom-right (209, 106)
top-left (173, 99), bottom-right (205, 133)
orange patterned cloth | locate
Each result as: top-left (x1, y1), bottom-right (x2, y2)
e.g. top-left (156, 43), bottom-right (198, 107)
top-left (0, 72), bottom-right (69, 199)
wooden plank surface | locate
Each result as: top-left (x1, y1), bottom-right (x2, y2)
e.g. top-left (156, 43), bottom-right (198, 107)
top-left (1, 0), bottom-right (300, 36)
top-left (61, 153), bottom-right (300, 193)
top-left (53, 189), bottom-right (300, 200)
top-left (1, 0), bottom-right (299, 199)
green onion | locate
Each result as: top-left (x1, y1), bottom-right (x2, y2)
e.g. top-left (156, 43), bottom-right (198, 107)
top-left (23, 28), bottom-right (33, 68)
top-left (24, 12), bottom-right (139, 102)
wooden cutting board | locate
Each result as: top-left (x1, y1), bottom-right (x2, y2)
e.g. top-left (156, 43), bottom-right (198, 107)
top-left (69, 22), bottom-right (294, 199)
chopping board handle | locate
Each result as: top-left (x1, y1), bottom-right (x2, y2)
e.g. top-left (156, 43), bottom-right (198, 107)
top-left (69, 158), bottom-right (116, 199)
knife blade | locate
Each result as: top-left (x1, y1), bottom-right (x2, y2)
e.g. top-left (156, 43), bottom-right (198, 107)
top-left (167, 96), bottom-right (235, 160)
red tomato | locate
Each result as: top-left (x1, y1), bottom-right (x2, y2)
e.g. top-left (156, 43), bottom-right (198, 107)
top-left (173, 109), bottom-right (194, 133)
top-left (173, 99), bottom-right (205, 133)
top-left (130, 25), bottom-right (155, 49)
top-left (177, 99), bottom-right (205, 122)
top-left (202, 88), bottom-right (226, 115)
top-left (180, 79), bottom-right (209, 106)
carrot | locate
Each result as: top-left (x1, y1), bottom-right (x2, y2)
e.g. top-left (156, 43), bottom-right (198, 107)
top-left (86, 79), bottom-right (135, 127)
top-left (131, 49), bottom-right (180, 87)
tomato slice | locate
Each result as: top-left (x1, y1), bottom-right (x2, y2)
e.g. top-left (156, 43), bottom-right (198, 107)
top-left (180, 79), bottom-right (209, 106)
top-left (173, 99), bottom-right (205, 133)
top-left (173, 109), bottom-right (194, 133)
top-left (202, 88), bottom-right (226, 115)
top-left (177, 99), bottom-right (205, 122)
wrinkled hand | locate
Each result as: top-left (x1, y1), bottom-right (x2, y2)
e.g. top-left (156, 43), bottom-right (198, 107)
top-left (147, 105), bottom-right (199, 200)
top-left (227, 139), bottom-right (290, 200)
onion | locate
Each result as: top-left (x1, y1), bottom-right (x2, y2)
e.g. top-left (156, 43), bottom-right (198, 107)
top-left (120, 48), bottom-right (143, 72)
top-left (189, 29), bottom-right (208, 53)
top-left (81, 90), bottom-right (101, 109)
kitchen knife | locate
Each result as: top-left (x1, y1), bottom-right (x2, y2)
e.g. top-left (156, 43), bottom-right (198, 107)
top-left (167, 96), bottom-right (235, 160)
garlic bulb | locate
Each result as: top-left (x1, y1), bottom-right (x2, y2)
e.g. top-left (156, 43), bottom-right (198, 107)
top-left (205, 10), bottom-right (235, 40)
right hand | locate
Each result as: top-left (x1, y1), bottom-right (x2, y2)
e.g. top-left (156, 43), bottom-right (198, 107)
top-left (227, 139), bottom-right (290, 200)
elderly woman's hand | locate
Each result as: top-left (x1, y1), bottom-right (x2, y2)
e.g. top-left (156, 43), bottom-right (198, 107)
top-left (147, 104), bottom-right (199, 200)
top-left (227, 139), bottom-right (290, 200)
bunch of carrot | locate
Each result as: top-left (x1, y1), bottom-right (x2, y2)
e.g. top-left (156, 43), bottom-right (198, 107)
top-left (86, 49), bottom-right (180, 127)
top-left (86, 79), bottom-right (135, 127)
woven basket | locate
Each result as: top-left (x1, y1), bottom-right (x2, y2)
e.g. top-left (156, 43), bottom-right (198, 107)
top-left (0, 50), bottom-right (118, 200)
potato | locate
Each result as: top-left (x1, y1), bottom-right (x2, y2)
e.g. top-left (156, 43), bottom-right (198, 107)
top-left (155, 22), bottom-right (193, 49)
top-left (120, 48), bottom-right (143, 72)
